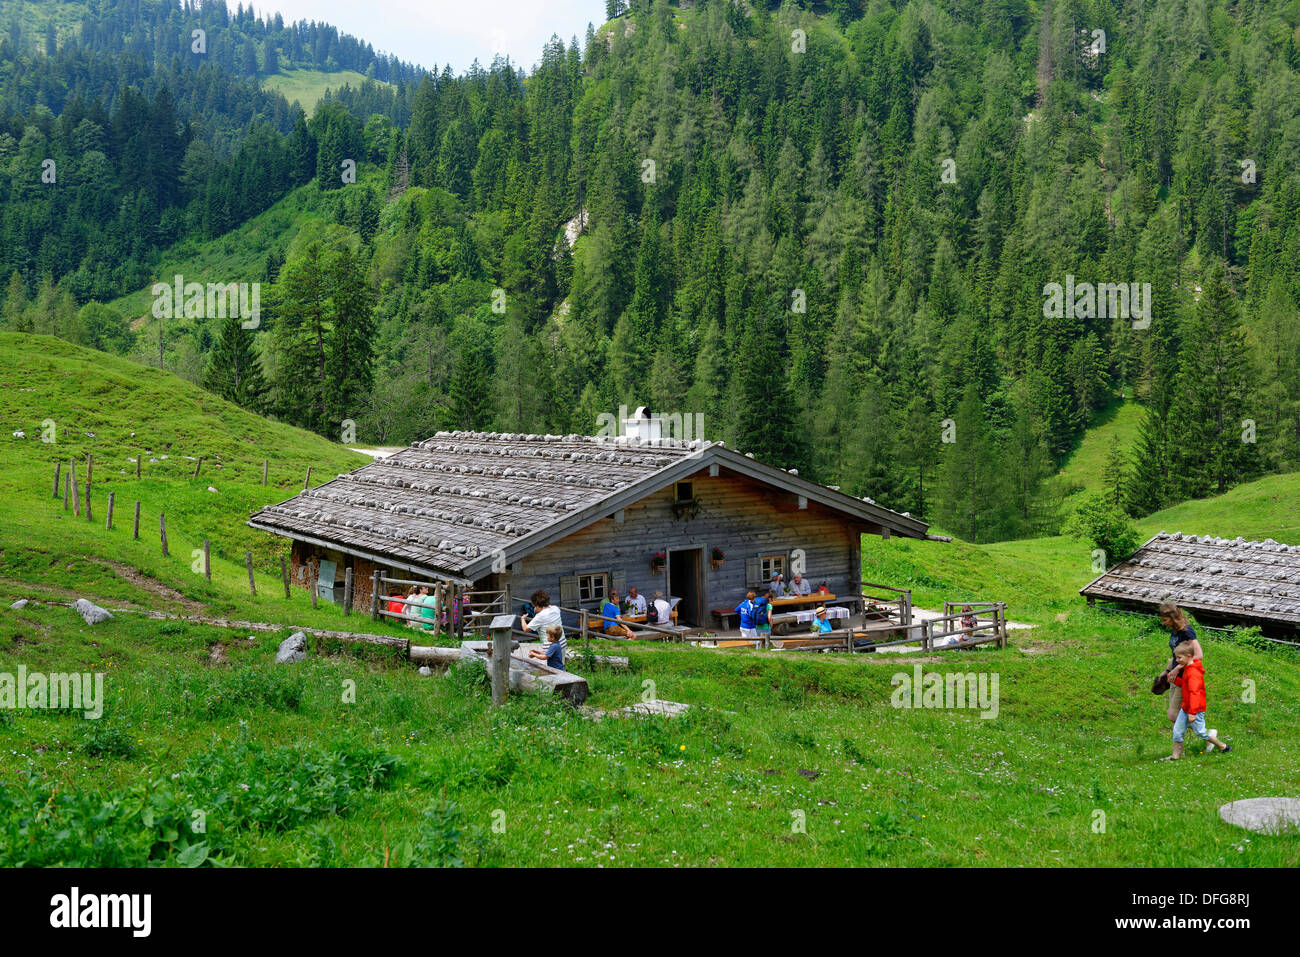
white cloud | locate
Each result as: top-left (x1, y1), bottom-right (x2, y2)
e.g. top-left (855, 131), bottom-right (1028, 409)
top-left (256, 0), bottom-right (598, 74)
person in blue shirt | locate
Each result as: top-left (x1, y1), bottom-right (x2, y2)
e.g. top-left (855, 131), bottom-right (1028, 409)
top-left (601, 590), bottom-right (635, 639)
top-left (811, 606), bottom-right (833, 633)
top-left (735, 591), bottom-right (758, 639)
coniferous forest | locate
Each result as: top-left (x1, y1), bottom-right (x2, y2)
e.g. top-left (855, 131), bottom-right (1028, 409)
top-left (4, 0), bottom-right (1300, 543)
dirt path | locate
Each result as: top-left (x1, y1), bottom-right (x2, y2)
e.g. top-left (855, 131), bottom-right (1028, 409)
top-left (96, 559), bottom-right (206, 613)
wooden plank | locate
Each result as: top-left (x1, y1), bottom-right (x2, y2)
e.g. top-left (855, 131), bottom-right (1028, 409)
top-left (53, 461), bottom-right (60, 498)
top-left (262, 459), bottom-right (268, 485)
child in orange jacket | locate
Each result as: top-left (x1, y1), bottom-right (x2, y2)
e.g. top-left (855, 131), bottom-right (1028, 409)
top-left (1165, 641), bottom-right (1231, 760)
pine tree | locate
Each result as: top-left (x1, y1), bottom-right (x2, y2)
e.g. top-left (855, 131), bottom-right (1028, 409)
top-left (1167, 262), bottom-right (1259, 497)
top-left (935, 385), bottom-right (1012, 543)
top-left (204, 314), bottom-right (266, 410)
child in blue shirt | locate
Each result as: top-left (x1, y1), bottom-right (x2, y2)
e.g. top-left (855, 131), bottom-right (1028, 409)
top-left (528, 623), bottom-right (567, 671)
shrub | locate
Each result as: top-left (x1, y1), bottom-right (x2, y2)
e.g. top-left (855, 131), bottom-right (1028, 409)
top-left (1065, 494), bottom-right (1141, 566)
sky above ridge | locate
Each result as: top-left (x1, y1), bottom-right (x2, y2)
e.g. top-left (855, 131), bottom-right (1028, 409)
top-left (256, 0), bottom-right (599, 76)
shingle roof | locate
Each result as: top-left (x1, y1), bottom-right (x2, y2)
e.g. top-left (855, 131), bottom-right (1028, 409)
top-left (248, 430), bottom-right (928, 580)
top-left (1080, 531), bottom-right (1300, 628)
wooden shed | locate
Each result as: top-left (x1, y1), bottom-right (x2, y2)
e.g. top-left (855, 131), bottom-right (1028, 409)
top-left (247, 430), bottom-right (929, 627)
top-left (1080, 531), bottom-right (1300, 637)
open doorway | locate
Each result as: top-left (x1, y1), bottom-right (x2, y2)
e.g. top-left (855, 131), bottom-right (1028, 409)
top-left (669, 548), bottom-right (703, 626)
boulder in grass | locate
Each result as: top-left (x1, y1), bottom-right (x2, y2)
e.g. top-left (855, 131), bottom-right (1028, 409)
top-left (275, 631), bottom-right (307, 664)
top-left (72, 598), bottom-right (113, 625)
top-left (1219, 798), bottom-right (1300, 835)
top-left (418, 666), bottom-right (432, 676)
top-left (10, 599), bottom-right (29, 610)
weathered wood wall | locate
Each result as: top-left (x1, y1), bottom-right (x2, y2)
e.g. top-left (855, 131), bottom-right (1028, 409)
top-left (500, 468), bottom-right (864, 624)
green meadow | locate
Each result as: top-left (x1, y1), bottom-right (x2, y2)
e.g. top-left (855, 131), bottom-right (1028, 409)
top-left (1, 335), bottom-right (1296, 867)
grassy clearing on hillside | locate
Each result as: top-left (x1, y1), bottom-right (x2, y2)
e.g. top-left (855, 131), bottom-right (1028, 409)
top-left (261, 69), bottom-right (385, 116)
top-left (106, 182), bottom-right (332, 326)
top-left (1056, 397), bottom-right (1145, 515)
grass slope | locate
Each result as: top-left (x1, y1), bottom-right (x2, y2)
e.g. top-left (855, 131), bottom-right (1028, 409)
top-left (0, 337), bottom-right (1296, 867)
top-left (1055, 397), bottom-right (1145, 515)
top-left (261, 69), bottom-right (385, 116)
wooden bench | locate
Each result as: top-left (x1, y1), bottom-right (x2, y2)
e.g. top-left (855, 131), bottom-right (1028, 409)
top-left (711, 608), bottom-right (740, 631)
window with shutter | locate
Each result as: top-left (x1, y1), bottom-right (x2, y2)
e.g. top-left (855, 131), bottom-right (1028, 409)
top-left (611, 568), bottom-right (627, 598)
top-left (745, 556), bottom-right (761, 590)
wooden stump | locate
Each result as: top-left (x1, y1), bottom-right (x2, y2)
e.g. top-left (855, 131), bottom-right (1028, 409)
top-left (245, 552), bottom-right (256, 597)
top-left (192, 456), bottom-right (203, 479)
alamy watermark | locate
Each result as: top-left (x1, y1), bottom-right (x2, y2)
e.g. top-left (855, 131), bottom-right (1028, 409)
top-left (890, 664), bottom-right (999, 719)
top-left (1043, 275), bottom-right (1151, 329)
top-left (1, 666), bottom-right (104, 719)
top-left (151, 275), bottom-right (261, 329)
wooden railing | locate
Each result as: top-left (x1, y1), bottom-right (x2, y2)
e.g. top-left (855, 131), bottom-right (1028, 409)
top-left (369, 576), bottom-right (508, 639)
top-left (851, 580), bottom-right (913, 627)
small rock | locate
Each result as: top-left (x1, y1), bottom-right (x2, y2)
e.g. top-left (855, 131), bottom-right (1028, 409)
top-left (275, 631), bottom-right (307, 664)
top-left (207, 486), bottom-right (217, 493)
top-left (12, 431), bottom-right (24, 438)
top-left (418, 666), bottom-right (432, 676)
top-left (72, 598), bottom-right (113, 625)
top-left (796, 768), bottom-right (820, 780)
top-left (10, 599), bottom-right (29, 610)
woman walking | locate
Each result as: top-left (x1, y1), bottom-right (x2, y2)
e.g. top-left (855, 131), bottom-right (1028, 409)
top-left (1157, 602), bottom-right (1204, 724)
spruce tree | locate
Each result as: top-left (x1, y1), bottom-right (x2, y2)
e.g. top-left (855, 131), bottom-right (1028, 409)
top-left (204, 314), bottom-right (266, 410)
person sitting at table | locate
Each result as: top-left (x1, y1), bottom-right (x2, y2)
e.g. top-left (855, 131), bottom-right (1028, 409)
top-left (652, 590), bottom-right (672, 626)
top-left (811, 605), bottom-right (833, 633)
top-left (790, 573), bottom-right (812, 596)
top-left (601, 591), bottom-right (635, 639)
top-left (625, 585), bottom-right (647, 617)
top-left (735, 591), bottom-right (758, 639)
top-left (816, 581), bottom-right (831, 594)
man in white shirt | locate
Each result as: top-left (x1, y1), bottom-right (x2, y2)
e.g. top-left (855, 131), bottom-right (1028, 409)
top-left (652, 590), bottom-right (672, 625)
top-left (790, 574), bottom-right (811, 596)
top-left (625, 586), bottom-right (648, 616)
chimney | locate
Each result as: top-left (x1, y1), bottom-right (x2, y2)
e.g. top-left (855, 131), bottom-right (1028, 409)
top-left (622, 406), bottom-right (662, 442)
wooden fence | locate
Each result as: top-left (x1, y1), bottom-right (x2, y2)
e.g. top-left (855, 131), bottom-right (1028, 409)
top-left (369, 576), bottom-right (509, 639)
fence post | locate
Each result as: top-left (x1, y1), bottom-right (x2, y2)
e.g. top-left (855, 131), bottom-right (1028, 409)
top-left (63, 469), bottom-right (69, 510)
top-left (581, 609), bottom-right (589, 660)
top-left (282, 557), bottom-right (291, 599)
top-left (303, 466), bottom-right (311, 490)
top-left (343, 567), bottom-right (353, 615)
top-left (70, 459), bottom-right (80, 517)
top-left (489, 616), bottom-right (514, 707)
top-left (921, 619), bottom-right (930, 652)
top-left (105, 491), bottom-right (114, 530)
top-left (132, 501), bottom-right (140, 539)
top-left (193, 456), bottom-right (203, 479)
top-left (53, 461), bottom-right (60, 498)
top-left (136, 452), bottom-right (141, 479)
top-left (371, 569), bottom-right (381, 620)
top-left (160, 513), bottom-right (168, 556)
top-left (998, 604), bottom-right (1008, 649)
top-left (245, 552), bottom-right (255, 597)
top-left (200, 540), bottom-right (209, 581)
top-left (262, 459), bottom-right (268, 486)
top-left (85, 452), bottom-right (92, 489)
